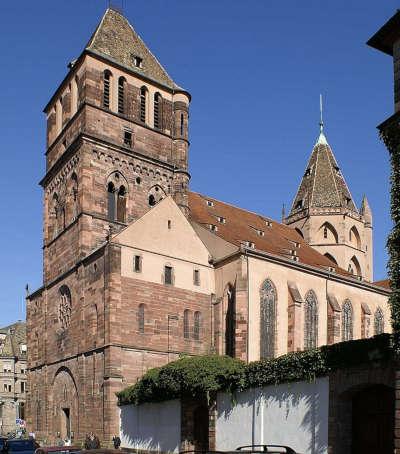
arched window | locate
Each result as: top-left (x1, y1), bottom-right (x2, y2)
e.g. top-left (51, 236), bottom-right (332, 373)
top-left (154, 92), bottom-right (161, 129)
top-left (304, 290), bottom-right (318, 349)
top-left (193, 311), bottom-right (201, 340)
top-left (140, 86), bottom-right (147, 123)
top-left (71, 173), bottom-right (78, 220)
top-left (107, 172), bottom-right (128, 223)
top-left (148, 185), bottom-right (166, 207)
top-left (324, 253), bottom-right (338, 265)
top-left (225, 285), bottom-right (235, 357)
top-left (184, 309), bottom-right (190, 339)
top-left (374, 307), bottom-right (384, 335)
top-left (348, 256), bottom-right (362, 277)
top-left (260, 279), bottom-right (277, 360)
top-left (107, 182), bottom-right (116, 221)
top-left (138, 304), bottom-right (145, 333)
top-left (180, 113), bottom-right (184, 137)
top-left (118, 77), bottom-right (126, 114)
top-left (342, 299), bottom-right (353, 341)
top-left (59, 285), bottom-right (72, 330)
top-left (319, 222), bottom-right (338, 243)
top-left (103, 70), bottom-right (112, 109)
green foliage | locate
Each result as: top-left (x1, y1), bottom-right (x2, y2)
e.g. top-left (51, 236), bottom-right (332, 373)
top-left (380, 123), bottom-right (400, 352)
top-left (117, 335), bottom-right (392, 406)
top-left (117, 355), bottom-right (246, 406)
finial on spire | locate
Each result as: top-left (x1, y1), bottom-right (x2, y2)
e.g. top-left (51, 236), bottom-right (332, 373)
top-left (319, 93), bottom-right (324, 133)
top-left (316, 94), bottom-right (328, 145)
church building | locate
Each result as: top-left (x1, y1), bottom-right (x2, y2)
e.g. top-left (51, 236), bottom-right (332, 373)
top-left (26, 8), bottom-right (390, 444)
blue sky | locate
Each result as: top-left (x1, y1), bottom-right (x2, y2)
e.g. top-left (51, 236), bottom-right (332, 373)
top-left (0, 0), bottom-right (396, 326)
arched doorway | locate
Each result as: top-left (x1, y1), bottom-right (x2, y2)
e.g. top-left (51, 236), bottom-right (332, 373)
top-left (193, 405), bottom-right (209, 451)
top-left (352, 385), bottom-right (394, 453)
top-left (51, 368), bottom-right (79, 441)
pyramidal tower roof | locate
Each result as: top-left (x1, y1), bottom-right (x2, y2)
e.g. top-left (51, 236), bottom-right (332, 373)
top-left (85, 8), bottom-right (181, 90)
top-left (288, 128), bottom-right (358, 218)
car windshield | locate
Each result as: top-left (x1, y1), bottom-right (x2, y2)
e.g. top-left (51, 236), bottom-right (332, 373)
top-left (7, 440), bottom-right (35, 451)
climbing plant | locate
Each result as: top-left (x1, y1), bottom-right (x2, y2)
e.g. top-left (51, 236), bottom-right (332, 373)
top-left (117, 334), bottom-right (392, 406)
top-left (380, 119), bottom-right (400, 352)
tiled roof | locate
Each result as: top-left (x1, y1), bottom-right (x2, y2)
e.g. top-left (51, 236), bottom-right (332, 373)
top-left (373, 279), bottom-right (390, 289)
top-left (189, 191), bottom-right (351, 277)
top-left (86, 8), bottom-right (181, 90)
top-left (288, 132), bottom-right (358, 217)
top-left (0, 322), bottom-right (26, 359)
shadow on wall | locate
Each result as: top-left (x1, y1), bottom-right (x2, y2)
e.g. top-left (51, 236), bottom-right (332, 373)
top-left (120, 400), bottom-right (181, 453)
top-left (217, 378), bottom-right (328, 454)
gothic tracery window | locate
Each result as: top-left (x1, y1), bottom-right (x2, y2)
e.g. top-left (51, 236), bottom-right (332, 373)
top-left (342, 299), bottom-right (353, 341)
top-left (193, 311), bottom-right (201, 341)
top-left (260, 279), bottom-right (277, 360)
top-left (184, 309), bottom-right (190, 339)
top-left (59, 285), bottom-right (72, 330)
top-left (304, 290), bottom-right (318, 349)
top-left (374, 307), bottom-right (384, 335)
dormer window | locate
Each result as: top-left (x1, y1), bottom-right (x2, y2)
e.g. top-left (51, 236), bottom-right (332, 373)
top-left (305, 168), bottom-right (312, 177)
top-left (265, 220), bottom-right (272, 227)
top-left (133, 56), bottom-right (143, 68)
top-left (206, 200), bottom-right (214, 207)
top-left (209, 224), bottom-right (218, 232)
top-left (334, 165), bottom-right (341, 176)
top-left (217, 216), bottom-right (226, 224)
top-left (257, 229), bottom-right (264, 237)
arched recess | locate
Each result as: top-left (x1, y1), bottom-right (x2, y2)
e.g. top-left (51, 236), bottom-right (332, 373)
top-left (349, 225), bottom-right (361, 249)
top-left (260, 279), bottom-right (277, 360)
top-left (348, 255), bottom-right (362, 277)
top-left (324, 253), bottom-right (338, 265)
top-left (224, 284), bottom-right (235, 357)
top-left (304, 290), bottom-right (318, 349)
top-left (106, 171), bottom-right (128, 223)
top-left (148, 185), bottom-right (166, 207)
top-left (319, 222), bottom-right (339, 243)
top-left (50, 367), bottom-right (79, 440)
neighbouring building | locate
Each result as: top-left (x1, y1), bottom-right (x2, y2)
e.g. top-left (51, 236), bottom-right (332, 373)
top-left (26, 7), bottom-right (391, 444)
top-left (0, 322), bottom-right (27, 435)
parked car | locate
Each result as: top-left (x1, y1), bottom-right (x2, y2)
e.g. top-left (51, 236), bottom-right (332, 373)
top-left (5, 439), bottom-right (37, 454)
top-left (237, 446), bottom-right (299, 454)
top-left (0, 438), bottom-right (7, 453)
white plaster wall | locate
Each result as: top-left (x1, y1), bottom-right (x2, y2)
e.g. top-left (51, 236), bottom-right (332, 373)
top-left (216, 377), bottom-right (329, 454)
top-left (120, 400), bottom-right (181, 453)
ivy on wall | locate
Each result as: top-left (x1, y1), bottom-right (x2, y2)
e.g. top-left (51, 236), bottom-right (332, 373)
top-left (380, 120), bottom-right (400, 352)
top-left (117, 334), bottom-right (392, 406)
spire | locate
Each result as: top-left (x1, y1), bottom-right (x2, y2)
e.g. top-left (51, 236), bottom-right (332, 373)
top-left (286, 104), bottom-right (358, 218)
top-left (360, 195), bottom-right (373, 226)
top-left (85, 8), bottom-right (182, 90)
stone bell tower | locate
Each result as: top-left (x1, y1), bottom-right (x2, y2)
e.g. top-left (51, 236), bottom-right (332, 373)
top-left (41, 7), bottom-right (191, 283)
top-left (284, 121), bottom-right (373, 281)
